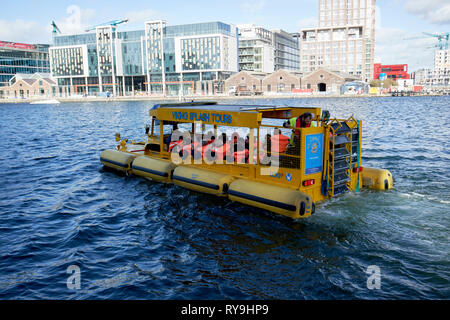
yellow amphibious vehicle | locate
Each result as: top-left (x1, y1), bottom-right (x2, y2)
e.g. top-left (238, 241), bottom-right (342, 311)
top-left (100, 102), bottom-right (393, 219)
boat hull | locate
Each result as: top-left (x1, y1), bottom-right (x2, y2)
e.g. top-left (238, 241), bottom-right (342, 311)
top-left (100, 149), bottom-right (136, 173)
top-left (362, 167), bottom-right (394, 190)
top-left (228, 179), bottom-right (314, 219)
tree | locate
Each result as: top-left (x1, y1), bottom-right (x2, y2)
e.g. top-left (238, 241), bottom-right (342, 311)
top-left (383, 79), bottom-right (395, 89)
top-left (370, 80), bottom-right (381, 87)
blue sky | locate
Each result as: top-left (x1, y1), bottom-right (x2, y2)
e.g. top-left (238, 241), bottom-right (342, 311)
top-left (1, 0), bottom-right (449, 71)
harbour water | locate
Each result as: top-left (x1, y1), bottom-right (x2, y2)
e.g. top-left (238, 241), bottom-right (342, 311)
top-left (0, 96), bottom-right (448, 299)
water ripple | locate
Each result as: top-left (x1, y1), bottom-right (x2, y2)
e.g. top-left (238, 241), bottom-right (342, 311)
top-left (0, 98), bottom-right (448, 299)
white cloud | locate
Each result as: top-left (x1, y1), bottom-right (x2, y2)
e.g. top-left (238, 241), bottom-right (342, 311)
top-left (0, 19), bottom-right (48, 43)
top-left (125, 9), bottom-right (159, 24)
top-left (375, 26), bottom-right (436, 71)
top-left (403, 0), bottom-right (450, 25)
top-left (241, 0), bottom-right (266, 15)
top-left (52, 5), bottom-right (97, 35)
top-left (373, 4), bottom-right (437, 72)
top-left (0, 5), bottom-right (97, 44)
top-left (298, 17), bottom-right (318, 30)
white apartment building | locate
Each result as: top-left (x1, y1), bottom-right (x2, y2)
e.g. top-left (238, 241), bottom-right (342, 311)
top-left (238, 25), bottom-right (274, 73)
top-left (413, 50), bottom-right (450, 86)
top-left (237, 25), bottom-right (300, 73)
top-left (300, 0), bottom-right (376, 82)
top-left (430, 49), bottom-right (450, 85)
top-left (434, 49), bottom-right (450, 74)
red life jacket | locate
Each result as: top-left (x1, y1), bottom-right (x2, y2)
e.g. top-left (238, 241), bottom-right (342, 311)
top-left (169, 139), bottom-right (183, 152)
top-left (294, 117), bottom-right (311, 136)
top-left (271, 134), bottom-right (290, 153)
top-left (234, 149), bottom-right (249, 163)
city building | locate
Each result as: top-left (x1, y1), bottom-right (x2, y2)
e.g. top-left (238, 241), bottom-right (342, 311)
top-left (0, 73), bottom-right (57, 99)
top-left (225, 67), bottom-right (359, 95)
top-left (262, 69), bottom-right (302, 93)
top-left (411, 68), bottom-right (433, 86)
top-left (237, 25), bottom-right (300, 73)
top-left (373, 63), bottom-right (410, 80)
top-left (50, 21), bottom-right (238, 96)
top-left (299, 0), bottom-right (376, 82)
top-left (272, 30), bottom-right (300, 71)
top-left (224, 70), bottom-right (267, 94)
top-left (237, 25), bottom-right (274, 73)
top-left (301, 68), bottom-right (360, 93)
top-left (411, 50), bottom-right (450, 86)
top-left (432, 49), bottom-right (450, 85)
top-left (434, 49), bottom-right (450, 73)
top-left (0, 41), bottom-right (50, 87)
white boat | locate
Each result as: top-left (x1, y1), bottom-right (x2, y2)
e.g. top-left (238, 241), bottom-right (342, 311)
top-left (30, 99), bottom-right (61, 105)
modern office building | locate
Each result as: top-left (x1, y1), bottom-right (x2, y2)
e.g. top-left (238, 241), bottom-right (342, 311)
top-left (237, 25), bottom-right (274, 73)
top-left (272, 30), bottom-right (300, 71)
top-left (299, 0), bottom-right (376, 82)
top-left (50, 21), bottom-right (238, 96)
top-left (373, 63), bottom-right (410, 80)
top-left (0, 41), bottom-right (50, 87)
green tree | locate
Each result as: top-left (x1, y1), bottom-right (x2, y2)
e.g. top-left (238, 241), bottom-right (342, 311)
top-left (383, 79), bottom-right (395, 89)
top-left (370, 80), bottom-right (381, 87)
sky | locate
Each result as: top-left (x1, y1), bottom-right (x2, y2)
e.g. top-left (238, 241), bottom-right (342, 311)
top-left (1, 0), bottom-right (449, 72)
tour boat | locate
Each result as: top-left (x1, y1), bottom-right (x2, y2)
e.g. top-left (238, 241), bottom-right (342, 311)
top-left (100, 102), bottom-right (394, 219)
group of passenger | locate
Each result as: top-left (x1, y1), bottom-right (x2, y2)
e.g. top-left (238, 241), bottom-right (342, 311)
top-left (164, 112), bottom-right (314, 163)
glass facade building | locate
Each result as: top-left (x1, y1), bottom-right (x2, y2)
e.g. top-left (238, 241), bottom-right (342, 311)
top-left (50, 21), bottom-right (238, 96)
top-left (272, 30), bottom-right (300, 71)
top-left (0, 41), bottom-right (50, 87)
top-left (300, 0), bottom-right (376, 82)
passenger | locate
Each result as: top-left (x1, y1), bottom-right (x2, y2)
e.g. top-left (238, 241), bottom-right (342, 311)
top-left (232, 134), bottom-right (249, 163)
top-left (201, 134), bottom-right (216, 154)
top-left (165, 122), bottom-right (179, 147)
top-left (214, 133), bottom-right (230, 160)
top-left (231, 134), bottom-right (245, 153)
top-left (169, 135), bottom-right (184, 153)
top-left (271, 128), bottom-right (290, 153)
top-left (283, 112), bottom-right (315, 146)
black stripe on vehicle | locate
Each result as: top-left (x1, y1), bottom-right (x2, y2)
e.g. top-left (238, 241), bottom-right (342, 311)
top-left (100, 157), bottom-right (129, 168)
top-left (132, 165), bottom-right (169, 177)
top-left (228, 190), bottom-right (297, 212)
top-left (173, 175), bottom-right (220, 190)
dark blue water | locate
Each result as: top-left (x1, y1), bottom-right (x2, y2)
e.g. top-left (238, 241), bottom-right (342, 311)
top-left (0, 97), bottom-right (448, 300)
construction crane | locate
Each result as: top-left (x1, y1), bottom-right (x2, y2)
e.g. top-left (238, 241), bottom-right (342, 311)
top-left (404, 32), bottom-right (450, 50)
top-left (423, 32), bottom-right (450, 50)
top-left (51, 21), bottom-right (61, 36)
top-left (85, 19), bottom-right (129, 32)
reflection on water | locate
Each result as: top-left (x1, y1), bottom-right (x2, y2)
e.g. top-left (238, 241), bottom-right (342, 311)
top-left (0, 96), bottom-right (448, 299)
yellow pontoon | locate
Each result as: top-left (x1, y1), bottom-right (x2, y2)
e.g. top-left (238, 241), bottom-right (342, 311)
top-left (100, 102), bottom-right (394, 219)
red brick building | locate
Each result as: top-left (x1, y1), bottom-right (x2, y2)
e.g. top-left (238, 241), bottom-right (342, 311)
top-left (374, 63), bottom-right (410, 80)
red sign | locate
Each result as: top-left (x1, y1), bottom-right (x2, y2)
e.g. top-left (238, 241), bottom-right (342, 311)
top-left (0, 41), bottom-right (35, 50)
top-left (292, 89), bottom-right (313, 93)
